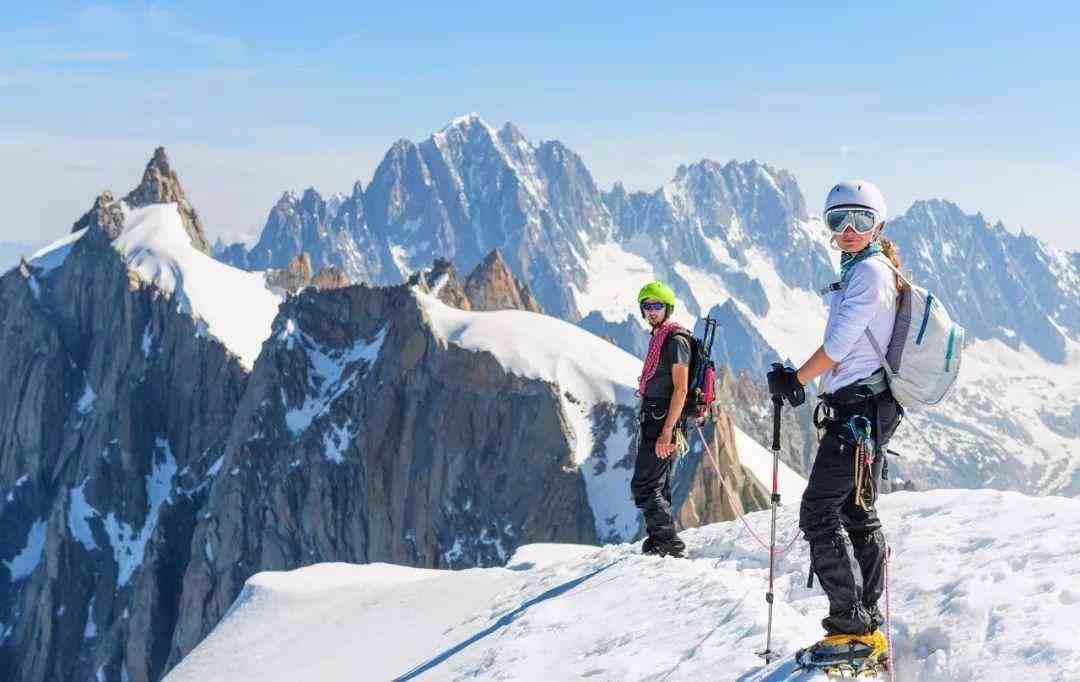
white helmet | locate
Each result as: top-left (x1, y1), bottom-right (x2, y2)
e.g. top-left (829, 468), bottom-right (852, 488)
top-left (824, 180), bottom-right (887, 221)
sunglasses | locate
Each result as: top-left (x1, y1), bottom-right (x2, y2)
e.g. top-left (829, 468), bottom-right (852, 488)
top-left (825, 207), bottom-right (880, 234)
top-left (640, 301), bottom-right (667, 312)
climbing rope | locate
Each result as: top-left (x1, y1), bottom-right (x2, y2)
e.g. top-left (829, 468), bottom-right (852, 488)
top-left (694, 422), bottom-right (801, 558)
top-left (884, 546), bottom-right (897, 682)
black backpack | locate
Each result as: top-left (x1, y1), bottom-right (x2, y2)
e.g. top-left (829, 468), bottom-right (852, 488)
top-left (669, 318), bottom-right (718, 421)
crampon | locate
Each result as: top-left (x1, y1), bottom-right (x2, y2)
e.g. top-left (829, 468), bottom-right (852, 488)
top-left (795, 631), bottom-right (889, 679)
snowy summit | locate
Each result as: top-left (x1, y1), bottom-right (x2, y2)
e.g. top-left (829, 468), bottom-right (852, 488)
top-left (29, 200), bottom-right (281, 369)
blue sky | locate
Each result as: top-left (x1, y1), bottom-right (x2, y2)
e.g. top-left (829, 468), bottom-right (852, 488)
top-left (2, 2), bottom-right (1079, 250)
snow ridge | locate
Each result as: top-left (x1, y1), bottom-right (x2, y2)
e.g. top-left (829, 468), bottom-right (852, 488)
top-left (29, 202), bottom-right (282, 370)
top-left (168, 489), bottom-right (1080, 682)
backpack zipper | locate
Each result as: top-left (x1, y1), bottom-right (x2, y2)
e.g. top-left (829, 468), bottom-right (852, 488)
top-left (944, 326), bottom-right (956, 372)
top-left (915, 293), bottom-right (934, 345)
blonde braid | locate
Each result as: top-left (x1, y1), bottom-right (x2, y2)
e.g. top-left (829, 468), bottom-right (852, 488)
top-left (879, 236), bottom-right (907, 297)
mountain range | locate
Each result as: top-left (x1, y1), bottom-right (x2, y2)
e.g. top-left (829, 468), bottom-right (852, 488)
top-left (216, 113), bottom-right (1080, 493)
top-left (1, 114), bottom-right (1078, 681)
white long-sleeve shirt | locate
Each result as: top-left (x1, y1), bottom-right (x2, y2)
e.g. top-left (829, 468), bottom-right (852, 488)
top-left (821, 255), bottom-right (897, 395)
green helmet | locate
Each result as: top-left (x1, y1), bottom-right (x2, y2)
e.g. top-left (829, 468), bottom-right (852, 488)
top-left (637, 281), bottom-right (676, 307)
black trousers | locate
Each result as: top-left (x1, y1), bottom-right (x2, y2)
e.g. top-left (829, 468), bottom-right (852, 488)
top-left (799, 391), bottom-right (901, 635)
top-left (630, 400), bottom-right (684, 550)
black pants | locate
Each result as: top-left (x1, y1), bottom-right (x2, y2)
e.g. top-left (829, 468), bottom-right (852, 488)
top-left (799, 391), bottom-right (901, 635)
top-left (631, 400), bottom-right (684, 550)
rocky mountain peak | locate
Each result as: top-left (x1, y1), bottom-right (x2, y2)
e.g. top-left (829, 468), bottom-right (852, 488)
top-left (299, 187), bottom-right (324, 213)
top-left (71, 190), bottom-right (125, 243)
top-left (497, 121), bottom-right (529, 149)
top-left (463, 249), bottom-right (543, 313)
top-left (265, 252), bottom-right (313, 294)
top-left (277, 190), bottom-right (299, 207)
top-left (441, 112), bottom-right (487, 133)
top-left (408, 257), bottom-right (472, 309)
top-left (369, 140), bottom-right (428, 197)
top-left (432, 113), bottom-right (501, 152)
top-left (311, 265), bottom-right (350, 291)
top-left (429, 256), bottom-right (457, 283)
top-left (905, 198), bottom-right (968, 223)
top-left (123, 147), bottom-right (211, 254)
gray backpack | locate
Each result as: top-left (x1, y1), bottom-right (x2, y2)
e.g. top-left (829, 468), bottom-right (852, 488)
top-left (864, 258), bottom-right (964, 407)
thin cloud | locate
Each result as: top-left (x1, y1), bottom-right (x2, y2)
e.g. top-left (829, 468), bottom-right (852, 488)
top-left (64, 160), bottom-right (98, 172)
top-left (57, 50), bottom-right (132, 63)
top-left (145, 7), bottom-right (246, 62)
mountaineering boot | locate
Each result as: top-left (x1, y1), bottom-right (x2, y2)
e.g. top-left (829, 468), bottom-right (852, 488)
top-left (655, 537), bottom-right (686, 558)
top-left (642, 536), bottom-right (686, 558)
top-left (796, 630), bottom-right (888, 677)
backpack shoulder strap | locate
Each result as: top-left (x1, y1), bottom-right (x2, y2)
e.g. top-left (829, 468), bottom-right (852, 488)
top-left (670, 328), bottom-right (692, 340)
top-left (665, 329), bottom-right (696, 368)
top-left (869, 254), bottom-right (914, 289)
top-left (863, 255), bottom-right (904, 380)
top-left (865, 328), bottom-right (896, 381)
top-left (820, 255), bottom-right (912, 296)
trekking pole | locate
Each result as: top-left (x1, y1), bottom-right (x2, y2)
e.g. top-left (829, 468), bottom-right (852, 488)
top-left (757, 393), bottom-right (784, 664)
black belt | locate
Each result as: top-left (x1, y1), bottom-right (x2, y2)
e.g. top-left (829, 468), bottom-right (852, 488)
top-left (816, 372), bottom-right (890, 426)
top-left (640, 398), bottom-right (688, 429)
top-left (820, 370), bottom-right (888, 407)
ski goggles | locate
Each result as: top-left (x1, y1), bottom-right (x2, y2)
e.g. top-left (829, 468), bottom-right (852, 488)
top-left (640, 301), bottom-right (667, 312)
top-left (824, 207), bottom-right (881, 234)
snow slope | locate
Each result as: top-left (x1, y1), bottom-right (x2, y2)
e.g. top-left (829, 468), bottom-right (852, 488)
top-left (167, 489), bottom-right (1080, 681)
top-left (418, 292), bottom-right (806, 541)
top-left (29, 202), bottom-right (282, 370)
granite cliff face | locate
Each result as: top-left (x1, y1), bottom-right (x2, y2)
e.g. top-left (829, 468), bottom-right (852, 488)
top-left (0, 216), bottom-right (246, 681)
top-left (165, 278), bottom-right (597, 664)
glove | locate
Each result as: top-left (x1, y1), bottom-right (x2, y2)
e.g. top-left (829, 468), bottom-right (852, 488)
top-left (766, 365), bottom-right (806, 407)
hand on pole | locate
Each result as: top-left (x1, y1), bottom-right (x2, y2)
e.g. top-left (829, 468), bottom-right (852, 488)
top-left (766, 363), bottom-right (805, 407)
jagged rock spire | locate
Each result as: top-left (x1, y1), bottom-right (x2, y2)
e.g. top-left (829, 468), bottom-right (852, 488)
top-left (463, 249), bottom-right (543, 313)
top-left (71, 191), bottom-right (125, 243)
top-left (68, 147), bottom-right (212, 254)
top-left (124, 147), bottom-right (212, 254)
top-left (265, 252), bottom-right (313, 295)
top-left (311, 265), bottom-right (349, 291)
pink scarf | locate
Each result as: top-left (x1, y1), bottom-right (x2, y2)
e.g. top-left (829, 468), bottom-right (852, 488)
top-left (637, 321), bottom-right (681, 397)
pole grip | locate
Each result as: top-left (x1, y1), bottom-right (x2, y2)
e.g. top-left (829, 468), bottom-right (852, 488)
top-left (771, 395), bottom-right (782, 452)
